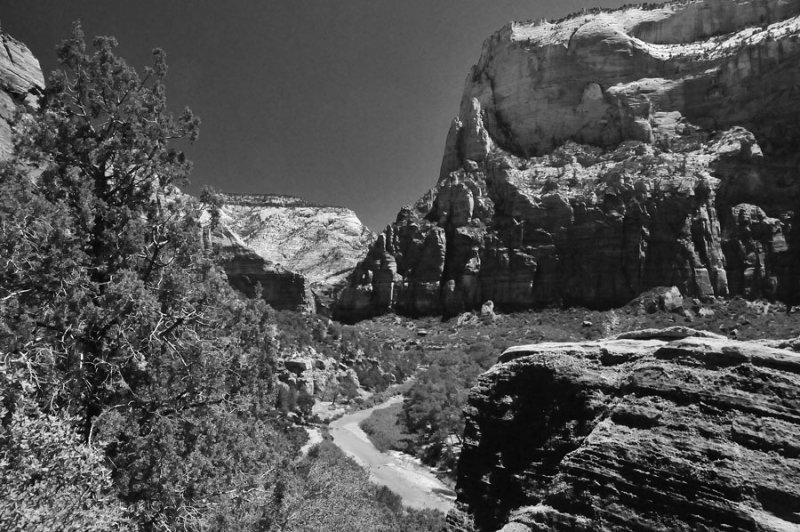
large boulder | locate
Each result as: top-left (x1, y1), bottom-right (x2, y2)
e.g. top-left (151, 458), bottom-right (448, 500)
top-left (454, 329), bottom-right (800, 531)
top-left (336, 0), bottom-right (800, 320)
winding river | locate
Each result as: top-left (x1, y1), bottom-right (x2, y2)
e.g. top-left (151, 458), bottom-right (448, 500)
top-left (328, 396), bottom-right (456, 513)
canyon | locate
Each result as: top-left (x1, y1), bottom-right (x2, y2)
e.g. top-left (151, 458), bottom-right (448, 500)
top-left (0, 32), bottom-right (374, 315)
top-left (4, 4), bottom-right (800, 530)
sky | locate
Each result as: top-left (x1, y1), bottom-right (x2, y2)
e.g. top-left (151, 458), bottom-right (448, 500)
top-left (1, 0), bottom-right (632, 231)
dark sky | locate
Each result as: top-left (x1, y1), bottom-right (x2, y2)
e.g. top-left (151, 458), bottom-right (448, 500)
top-left (2, 0), bottom-right (631, 231)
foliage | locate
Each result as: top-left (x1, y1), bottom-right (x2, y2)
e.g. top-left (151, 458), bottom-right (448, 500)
top-left (0, 22), bottom-right (454, 531)
top-left (358, 348), bottom-right (491, 474)
top-left (0, 401), bottom-right (130, 531)
top-left (359, 403), bottom-right (414, 453)
top-left (0, 22), bottom-right (303, 530)
top-left (402, 351), bottom-right (481, 471)
top-left (263, 442), bottom-right (444, 532)
top-left (263, 442), bottom-right (393, 531)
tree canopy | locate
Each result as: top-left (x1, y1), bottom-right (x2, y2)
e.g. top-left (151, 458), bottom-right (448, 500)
top-left (0, 22), bottom-right (294, 529)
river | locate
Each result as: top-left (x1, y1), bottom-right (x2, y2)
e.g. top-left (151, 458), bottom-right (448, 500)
top-left (328, 395), bottom-right (456, 513)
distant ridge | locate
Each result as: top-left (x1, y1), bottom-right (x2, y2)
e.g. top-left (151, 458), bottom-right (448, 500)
top-left (218, 192), bottom-right (347, 210)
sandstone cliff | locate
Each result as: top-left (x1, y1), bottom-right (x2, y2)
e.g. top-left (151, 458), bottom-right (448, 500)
top-left (453, 327), bottom-right (800, 531)
top-left (212, 220), bottom-right (316, 312)
top-left (212, 193), bottom-right (374, 312)
top-left (336, 0), bottom-right (800, 321)
top-left (0, 31), bottom-right (44, 160)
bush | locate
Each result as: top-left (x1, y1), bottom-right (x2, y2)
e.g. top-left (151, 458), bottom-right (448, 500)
top-left (360, 403), bottom-right (414, 453)
top-left (0, 402), bottom-right (129, 531)
top-left (268, 442), bottom-right (445, 532)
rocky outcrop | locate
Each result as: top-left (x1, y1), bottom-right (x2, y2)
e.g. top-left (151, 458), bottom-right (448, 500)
top-left (0, 31), bottom-right (44, 160)
top-left (455, 328), bottom-right (800, 531)
top-left (217, 194), bottom-right (374, 311)
top-left (336, 0), bottom-right (800, 321)
top-left (278, 348), bottom-right (360, 400)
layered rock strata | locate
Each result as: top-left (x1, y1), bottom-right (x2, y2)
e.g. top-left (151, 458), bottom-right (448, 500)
top-left (205, 209), bottom-right (316, 312)
top-left (454, 328), bottom-right (800, 531)
top-left (218, 194), bottom-right (375, 288)
top-left (336, 0), bottom-right (800, 321)
top-left (0, 31), bottom-right (44, 160)
top-left (209, 194), bottom-right (374, 312)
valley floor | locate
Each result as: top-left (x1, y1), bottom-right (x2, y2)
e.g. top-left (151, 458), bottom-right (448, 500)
top-left (328, 396), bottom-right (456, 513)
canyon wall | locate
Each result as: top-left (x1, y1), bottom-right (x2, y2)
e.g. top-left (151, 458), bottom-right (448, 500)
top-left (0, 29), bottom-right (373, 315)
top-left (452, 328), bottom-right (800, 531)
top-left (336, 0), bottom-right (800, 321)
top-left (212, 194), bottom-right (374, 312)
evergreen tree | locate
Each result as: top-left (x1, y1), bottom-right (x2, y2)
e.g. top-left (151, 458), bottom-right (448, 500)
top-left (0, 22), bottom-right (297, 529)
top-left (0, 22), bottom-right (438, 532)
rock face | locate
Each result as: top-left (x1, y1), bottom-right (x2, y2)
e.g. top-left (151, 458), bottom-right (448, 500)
top-left (455, 328), bottom-right (800, 531)
top-left (336, 0), bottom-right (800, 321)
top-left (0, 31), bottom-right (45, 160)
top-left (211, 194), bottom-right (374, 312)
top-left (209, 216), bottom-right (317, 312)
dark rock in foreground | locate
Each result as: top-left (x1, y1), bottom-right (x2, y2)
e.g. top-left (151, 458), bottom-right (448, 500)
top-left (453, 328), bottom-right (800, 531)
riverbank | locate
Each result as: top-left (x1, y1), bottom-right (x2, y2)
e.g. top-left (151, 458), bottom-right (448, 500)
top-left (328, 396), bottom-right (456, 513)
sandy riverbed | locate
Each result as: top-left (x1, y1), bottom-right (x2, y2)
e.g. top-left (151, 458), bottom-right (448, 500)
top-left (328, 396), bottom-right (456, 513)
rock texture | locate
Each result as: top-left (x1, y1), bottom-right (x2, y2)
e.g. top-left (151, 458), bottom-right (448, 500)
top-left (277, 348), bottom-right (360, 400)
top-left (209, 194), bottom-right (374, 312)
top-left (336, 0), bottom-right (800, 321)
top-left (0, 31), bottom-right (44, 160)
top-left (209, 215), bottom-right (318, 312)
top-left (454, 328), bottom-right (800, 531)
top-left (218, 194), bottom-right (375, 287)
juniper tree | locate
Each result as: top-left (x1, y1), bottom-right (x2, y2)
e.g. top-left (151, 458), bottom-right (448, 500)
top-left (0, 23), bottom-right (297, 529)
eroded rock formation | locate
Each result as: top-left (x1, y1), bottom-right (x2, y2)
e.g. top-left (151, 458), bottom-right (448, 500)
top-left (277, 348), bottom-right (360, 401)
top-left (336, 0), bottom-right (800, 321)
top-left (218, 194), bottom-right (375, 288)
top-left (209, 194), bottom-right (374, 312)
top-left (208, 215), bottom-right (317, 312)
top-left (453, 327), bottom-right (800, 531)
top-left (0, 31), bottom-right (44, 160)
